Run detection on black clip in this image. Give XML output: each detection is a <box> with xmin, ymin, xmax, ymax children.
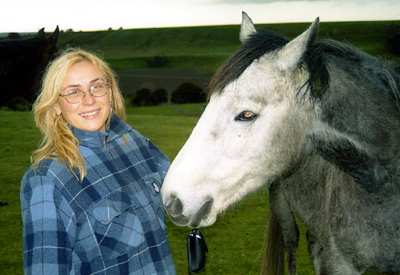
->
<box><xmin>187</xmin><ymin>228</ymin><xmax>208</xmax><ymax>273</ymax></box>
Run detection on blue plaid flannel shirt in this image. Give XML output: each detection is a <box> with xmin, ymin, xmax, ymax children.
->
<box><xmin>21</xmin><ymin>114</ymin><xmax>176</xmax><ymax>275</ymax></box>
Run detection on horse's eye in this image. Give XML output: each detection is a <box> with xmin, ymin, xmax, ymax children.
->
<box><xmin>234</xmin><ymin>110</ymin><xmax>258</xmax><ymax>121</ymax></box>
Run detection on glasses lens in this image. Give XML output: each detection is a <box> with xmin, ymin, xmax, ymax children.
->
<box><xmin>91</xmin><ymin>81</ymin><xmax>109</xmax><ymax>97</ymax></box>
<box><xmin>61</xmin><ymin>89</ymin><xmax>82</xmax><ymax>104</ymax></box>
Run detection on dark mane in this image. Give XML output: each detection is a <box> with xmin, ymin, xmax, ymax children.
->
<box><xmin>208</xmin><ymin>30</ymin><xmax>288</xmax><ymax>96</ymax></box>
<box><xmin>208</xmin><ymin>29</ymin><xmax>400</xmax><ymax>108</ymax></box>
<box><xmin>305</xmin><ymin>39</ymin><xmax>400</xmax><ymax>109</ymax></box>
<box><xmin>303</xmin><ymin>39</ymin><xmax>363</xmax><ymax>100</ymax></box>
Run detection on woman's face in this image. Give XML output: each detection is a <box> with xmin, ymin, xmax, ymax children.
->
<box><xmin>55</xmin><ymin>61</ymin><xmax>112</xmax><ymax>132</ymax></box>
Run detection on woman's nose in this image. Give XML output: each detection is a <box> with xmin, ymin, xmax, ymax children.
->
<box><xmin>81</xmin><ymin>92</ymin><xmax>96</xmax><ymax>105</ymax></box>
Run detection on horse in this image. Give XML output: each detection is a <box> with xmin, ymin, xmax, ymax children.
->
<box><xmin>0</xmin><ymin>27</ymin><xmax>59</xmax><ymax>109</ymax></box>
<box><xmin>161</xmin><ymin>12</ymin><xmax>400</xmax><ymax>275</ymax></box>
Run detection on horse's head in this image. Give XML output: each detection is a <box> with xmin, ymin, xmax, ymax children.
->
<box><xmin>162</xmin><ymin>13</ymin><xmax>319</xmax><ymax>227</ymax></box>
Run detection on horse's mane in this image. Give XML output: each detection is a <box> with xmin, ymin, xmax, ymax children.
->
<box><xmin>305</xmin><ymin>39</ymin><xmax>400</xmax><ymax>108</ymax></box>
<box><xmin>208</xmin><ymin>29</ymin><xmax>400</xmax><ymax>111</ymax></box>
<box><xmin>208</xmin><ymin>30</ymin><xmax>288</xmax><ymax>96</ymax></box>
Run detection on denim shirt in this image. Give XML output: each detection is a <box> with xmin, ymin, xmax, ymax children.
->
<box><xmin>21</xmin><ymin>114</ymin><xmax>176</xmax><ymax>275</ymax></box>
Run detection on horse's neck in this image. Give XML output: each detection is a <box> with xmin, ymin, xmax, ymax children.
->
<box><xmin>321</xmin><ymin>60</ymin><xmax>400</xmax><ymax>160</ymax></box>
<box><xmin>310</xmin><ymin>62</ymin><xmax>400</xmax><ymax>192</ymax></box>
<box><xmin>280</xmin><ymin>155</ymin><xmax>350</xmax><ymax>223</ymax></box>
<box><xmin>281</xmin><ymin>152</ymin><xmax>400</xmax><ymax>231</ymax></box>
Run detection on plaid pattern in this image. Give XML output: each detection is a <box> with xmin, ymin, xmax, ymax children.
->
<box><xmin>21</xmin><ymin>114</ymin><xmax>176</xmax><ymax>275</ymax></box>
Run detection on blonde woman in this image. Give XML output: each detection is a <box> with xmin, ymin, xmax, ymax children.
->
<box><xmin>20</xmin><ymin>49</ymin><xmax>176</xmax><ymax>275</ymax></box>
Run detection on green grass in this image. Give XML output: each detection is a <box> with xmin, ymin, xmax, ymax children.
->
<box><xmin>0</xmin><ymin>111</ymin><xmax>38</xmax><ymax>275</ymax></box>
<box><xmin>59</xmin><ymin>21</ymin><xmax>400</xmax><ymax>57</ymax></box>
<box><xmin>58</xmin><ymin>21</ymin><xmax>400</xmax><ymax>74</ymax></box>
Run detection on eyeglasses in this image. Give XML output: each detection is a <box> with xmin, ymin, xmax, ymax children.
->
<box><xmin>59</xmin><ymin>79</ymin><xmax>110</xmax><ymax>104</ymax></box>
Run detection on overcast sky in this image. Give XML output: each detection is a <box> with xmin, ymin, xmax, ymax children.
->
<box><xmin>1</xmin><ymin>0</ymin><xmax>399</xmax><ymax>32</ymax></box>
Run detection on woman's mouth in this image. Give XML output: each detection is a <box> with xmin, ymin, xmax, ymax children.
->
<box><xmin>79</xmin><ymin>109</ymin><xmax>101</xmax><ymax>119</ymax></box>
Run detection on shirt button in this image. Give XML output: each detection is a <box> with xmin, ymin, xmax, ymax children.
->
<box><xmin>153</xmin><ymin>182</ymin><xmax>160</xmax><ymax>193</ymax></box>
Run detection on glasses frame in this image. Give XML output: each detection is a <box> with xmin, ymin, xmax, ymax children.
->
<box><xmin>59</xmin><ymin>78</ymin><xmax>111</xmax><ymax>104</ymax></box>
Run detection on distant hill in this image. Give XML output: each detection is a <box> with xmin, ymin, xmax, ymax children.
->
<box><xmin>56</xmin><ymin>21</ymin><xmax>400</xmax><ymax>74</ymax></box>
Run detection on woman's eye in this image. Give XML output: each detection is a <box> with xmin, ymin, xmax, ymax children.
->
<box><xmin>64</xmin><ymin>89</ymin><xmax>79</xmax><ymax>97</ymax></box>
<box><xmin>234</xmin><ymin>110</ymin><xmax>258</xmax><ymax>121</ymax></box>
<box><xmin>93</xmin><ymin>83</ymin><xmax>105</xmax><ymax>89</ymax></box>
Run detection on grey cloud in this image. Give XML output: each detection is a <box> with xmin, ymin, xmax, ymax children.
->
<box><xmin>213</xmin><ymin>0</ymin><xmax>333</xmax><ymax>3</ymax></box>
<box><xmin>199</xmin><ymin>0</ymin><xmax>380</xmax><ymax>6</ymax></box>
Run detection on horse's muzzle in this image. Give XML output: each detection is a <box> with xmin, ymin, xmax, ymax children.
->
<box><xmin>164</xmin><ymin>194</ymin><xmax>214</xmax><ymax>228</ymax></box>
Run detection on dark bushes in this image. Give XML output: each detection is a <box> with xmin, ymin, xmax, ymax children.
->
<box><xmin>171</xmin><ymin>82</ymin><xmax>206</xmax><ymax>104</ymax></box>
<box><xmin>6</xmin><ymin>97</ymin><xmax>31</xmax><ymax>111</ymax></box>
<box><xmin>387</xmin><ymin>32</ymin><xmax>400</xmax><ymax>55</ymax></box>
<box><xmin>130</xmin><ymin>88</ymin><xmax>168</xmax><ymax>106</ymax></box>
<box><xmin>152</xmin><ymin>88</ymin><xmax>168</xmax><ymax>105</ymax></box>
<box><xmin>130</xmin><ymin>83</ymin><xmax>206</xmax><ymax>106</ymax></box>
<box><xmin>130</xmin><ymin>88</ymin><xmax>153</xmax><ymax>106</ymax></box>
<box><xmin>386</xmin><ymin>26</ymin><xmax>400</xmax><ymax>55</ymax></box>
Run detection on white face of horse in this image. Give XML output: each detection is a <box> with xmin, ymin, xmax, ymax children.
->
<box><xmin>161</xmin><ymin>14</ymin><xmax>319</xmax><ymax>228</ymax></box>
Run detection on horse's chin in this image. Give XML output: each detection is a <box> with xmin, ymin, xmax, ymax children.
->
<box><xmin>196</xmin><ymin>214</ymin><xmax>217</xmax><ymax>228</ymax></box>
<box><xmin>168</xmin><ymin>211</ymin><xmax>217</xmax><ymax>228</ymax></box>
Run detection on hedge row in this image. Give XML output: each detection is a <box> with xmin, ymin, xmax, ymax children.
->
<box><xmin>129</xmin><ymin>82</ymin><xmax>206</xmax><ymax>106</ymax></box>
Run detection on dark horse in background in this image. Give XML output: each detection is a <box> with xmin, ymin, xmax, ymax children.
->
<box><xmin>0</xmin><ymin>27</ymin><xmax>59</xmax><ymax>109</ymax></box>
<box><xmin>161</xmin><ymin>12</ymin><xmax>400</xmax><ymax>275</ymax></box>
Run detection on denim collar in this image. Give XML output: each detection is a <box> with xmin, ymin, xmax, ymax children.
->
<box><xmin>71</xmin><ymin>114</ymin><xmax>131</xmax><ymax>148</ymax></box>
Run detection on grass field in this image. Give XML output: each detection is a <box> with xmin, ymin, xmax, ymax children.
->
<box><xmin>58</xmin><ymin>20</ymin><xmax>400</xmax><ymax>75</ymax></box>
<box><xmin>0</xmin><ymin>104</ymin><xmax>391</xmax><ymax>275</ymax></box>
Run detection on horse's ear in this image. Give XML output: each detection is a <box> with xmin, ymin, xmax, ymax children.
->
<box><xmin>38</xmin><ymin>28</ymin><xmax>45</xmax><ymax>37</ymax></box>
<box><xmin>51</xmin><ymin>26</ymin><xmax>60</xmax><ymax>41</ymax></box>
<box><xmin>240</xmin><ymin>11</ymin><xmax>257</xmax><ymax>44</ymax></box>
<box><xmin>277</xmin><ymin>17</ymin><xmax>319</xmax><ymax>71</ymax></box>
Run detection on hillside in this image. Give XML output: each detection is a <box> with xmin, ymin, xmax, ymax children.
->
<box><xmin>58</xmin><ymin>20</ymin><xmax>400</xmax><ymax>74</ymax></box>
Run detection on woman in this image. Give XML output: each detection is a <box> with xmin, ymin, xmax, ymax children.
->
<box><xmin>20</xmin><ymin>49</ymin><xmax>176</xmax><ymax>275</ymax></box>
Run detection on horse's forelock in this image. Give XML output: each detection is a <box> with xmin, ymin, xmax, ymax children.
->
<box><xmin>208</xmin><ymin>30</ymin><xmax>288</xmax><ymax>97</ymax></box>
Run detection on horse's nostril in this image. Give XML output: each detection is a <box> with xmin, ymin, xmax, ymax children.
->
<box><xmin>199</xmin><ymin>197</ymin><xmax>213</xmax><ymax>218</ymax></box>
<box><xmin>165</xmin><ymin>194</ymin><xmax>183</xmax><ymax>216</ymax></box>
<box><xmin>190</xmin><ymin>197</ymin><xmax>214</xmax><ymax>228</ymax></box>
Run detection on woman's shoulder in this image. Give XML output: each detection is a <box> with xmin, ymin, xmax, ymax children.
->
<box><xmin>21</xmin><ymin>158</ymin><xmax>75</xmax><ymax>191</ymax></box>
<box><xmin>20</xmin><ymin>158</ymin><xmax>78</xmax><ymax>220</ymax></box>
<box><xmin>23</xmin><ymin>157</ymin><xmax>65</xmax><ymax>176</ymax></box>
<box><xmin>129</xmin><ymin>127</ymin><xmax>149</xmax><ymax>142</ymax></box>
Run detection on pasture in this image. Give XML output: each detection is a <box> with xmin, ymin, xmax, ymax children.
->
<box><xmin>58</xmin><ymin>20</ymin><xmax>400</xmax><ymax>75</ymax></box>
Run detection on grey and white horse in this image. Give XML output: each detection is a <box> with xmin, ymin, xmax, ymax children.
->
<box><xmin>161</xmin><ymin>12</ymin><xmax>400</xmax><ymax>275</ymax></box>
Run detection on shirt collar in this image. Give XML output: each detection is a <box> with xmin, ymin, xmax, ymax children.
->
<box><xmin>71</xmin><ymin>113</ymin><xmax>132</xmax><ymax>148</ymax></box>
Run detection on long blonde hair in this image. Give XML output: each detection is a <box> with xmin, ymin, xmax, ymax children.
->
<box><xmin>32</xmin><ymin>48</ymin><xmax>126</xmax><ymax>180</ymax></box>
